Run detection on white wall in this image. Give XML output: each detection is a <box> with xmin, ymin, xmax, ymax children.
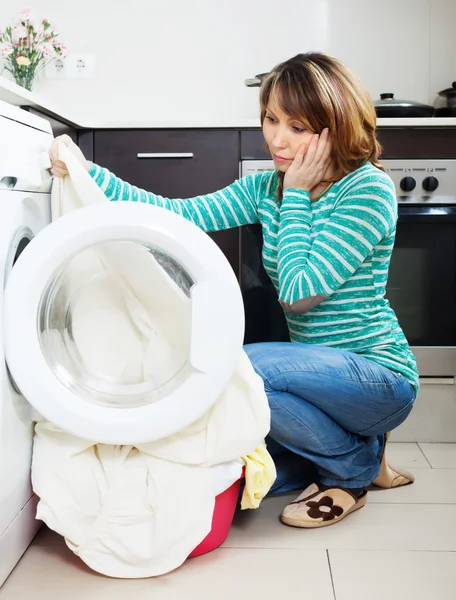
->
<box><xmin>1</xmin><ymin>0</ymin><xmax>455</xmax><ymax>124</ymax></box>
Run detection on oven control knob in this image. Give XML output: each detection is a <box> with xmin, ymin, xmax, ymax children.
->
<box><xmin>400</xmin><ymin>176</ymin><xmax>416</xmax><ymax>192</ymax></box>
<box><xmin>423</xmin><ymin>176</ymin><xmax>439</xmax><ymax>192</ymax></box>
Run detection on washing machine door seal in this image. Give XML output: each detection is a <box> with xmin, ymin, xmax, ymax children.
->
<box><xmin>3</xmin><ymin>202</ymin><xmax>244</xmax><ymax>445</ymax></box>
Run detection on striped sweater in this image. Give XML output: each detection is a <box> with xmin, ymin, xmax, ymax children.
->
<box><xmin>88</xmin><ymin>161</ymin><xmax>419</xmax><ymax>393</ymax></box>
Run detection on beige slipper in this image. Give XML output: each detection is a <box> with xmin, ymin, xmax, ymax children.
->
<box><xmin>281</xmin><ymin>483</ymin><xmax>367</xmax><ymax>528</ymax></box>
<box><xmin>372</xmin><ymin>432</ymin><xmax>415</xmax><ymax>488</ymax></box>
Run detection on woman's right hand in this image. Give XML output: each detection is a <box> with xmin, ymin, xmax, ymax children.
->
<box><xmin>48</xmin><ymin>134</ymin><xmax>91</xmax><ymax>177</ymax></box>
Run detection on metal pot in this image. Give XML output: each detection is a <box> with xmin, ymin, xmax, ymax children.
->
<box><xmin>373</xmin><ymin>93</ymin><xmax>434</xmax><ymax>118</ymax></box>
<box><xmin>434</xmin><ymin>82</ymin><xmax>456</xmax><ymax>117</ymax></box>
<box><xmin>244</xmin><ymin>73</ymin><xmax>269</xmax><ymax>87</ymax></box>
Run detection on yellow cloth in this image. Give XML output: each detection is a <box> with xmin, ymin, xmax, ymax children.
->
<box><xmin>241</xmin><ymin>441</ymin><xmax>276</xmax><ymax>509</ymax></box>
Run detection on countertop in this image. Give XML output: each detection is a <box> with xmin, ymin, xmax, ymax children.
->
<box><xmin>2</xmin><ymin>75</ymin><xmax>456</xmax><ymax>130</ymax></box>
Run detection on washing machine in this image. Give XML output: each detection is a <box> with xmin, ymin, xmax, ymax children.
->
<box><xmin>0</xmin><ymin>101</ymin><xmax>54</xmax><ymax>586</ymax></box>
<box><xmin>0</xmin><ymin>102</ymin><xmax>245</xmax><ymax>585</ymax></box>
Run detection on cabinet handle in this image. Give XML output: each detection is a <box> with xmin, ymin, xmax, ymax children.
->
<box><xmin>136</xmin><ymin>152</ymin><xmax>194</xmax><ymax>159</ymax></box>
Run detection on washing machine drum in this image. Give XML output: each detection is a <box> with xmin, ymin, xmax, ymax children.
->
<box><xmin>4</xmin><ymin>202</ymin><xmax>244</xmax><ymax>445</ymax></box>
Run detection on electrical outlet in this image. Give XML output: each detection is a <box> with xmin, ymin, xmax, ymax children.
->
<box><xmin>66</xmin><ymin>54</ymin><xmax>94</xmax><ymax>79</ymax></box>
<box><xmin>45</xmin><ymin>57</ymin><xmax>67</xmax><ymax>79</ymax></box>
<box><xmin>44</xmin><ymin>54</ymin><xmax>94</xmax><ymax>80</ymax></box>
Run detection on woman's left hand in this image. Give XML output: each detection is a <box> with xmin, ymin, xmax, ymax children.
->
<box><xmin>283</xmin><ymin>128</ymin><xmax>332</xmax><ymax>193</ymax></box>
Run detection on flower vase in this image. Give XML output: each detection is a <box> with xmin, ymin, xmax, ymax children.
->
<box><xmin>14</xmin><ymin>69</ymin><xmax>35</xmax><ymax>92</ymax></box>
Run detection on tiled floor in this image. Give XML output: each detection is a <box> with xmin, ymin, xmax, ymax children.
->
<box><xmin>1</xmin><ymin>443</ymin><xmax>456</xmax><ymax>599</ymax></box>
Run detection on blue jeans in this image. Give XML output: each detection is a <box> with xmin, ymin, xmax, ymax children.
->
<box><xmin>244</xmin><ymin>342</ymin><xmax>416</xmax><ymax>493</ymax></box>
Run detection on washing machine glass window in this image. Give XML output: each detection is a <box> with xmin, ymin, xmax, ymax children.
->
<box><xmin>3</xmin><ymin>228</ymin><xmax>31</xmax><ymax>397</ymax></box>
<box><xmin>37</xmin><ymin>240</ymin><xmax>195</xmax><ymax>408</ymax></box>
<box><xmin>4</xmin><ymin>227</ymin><xmax>34</xmax><ymax>284</ymax></box>
<box><xmin>13</xmin><ymin>237</ymin><xmax>31</xmax><ymax>265</ymax></box>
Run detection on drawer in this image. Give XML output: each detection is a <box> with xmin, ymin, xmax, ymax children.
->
<box><xmin>94</xmin><ymin>129</ymin><xmax>241</xmax><ymax>278</ymax></box>
<box><xmin>94</xmin><ymin>130</ymin><xmax>240</xmax><ymax>197</ymax></box>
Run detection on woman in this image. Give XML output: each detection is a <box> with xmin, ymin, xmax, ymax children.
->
<box><xmin>50</xmin><ymin>52</ymin><xmax>419</xmax><ymax>529</ymax></box>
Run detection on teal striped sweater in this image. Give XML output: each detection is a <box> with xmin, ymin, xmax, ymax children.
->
<box><xmin>88</xmin><ymin>161</ymin><xmax>419</xmax><ymax>393</ymax></box>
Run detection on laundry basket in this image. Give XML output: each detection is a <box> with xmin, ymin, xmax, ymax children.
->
<box><xmin>188</xmin><ymin>473</ymin><xmax>244</xmax><ymax>558</ymax></box>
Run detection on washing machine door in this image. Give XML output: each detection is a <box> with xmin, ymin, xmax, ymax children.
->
<box><xmin>4</xmin><ymin>202</ymin><xmax>244</xmax><ymax>445</ymax></box>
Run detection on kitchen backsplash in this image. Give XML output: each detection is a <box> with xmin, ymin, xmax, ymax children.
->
<box><xmin>0</xmin><ymin>0</ymin><xmax>455</xmax><ymax>125</ymax></box>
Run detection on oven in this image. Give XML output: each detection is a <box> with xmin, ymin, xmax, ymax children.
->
<box><xmin>239</xmin><ymin>158</ymin><xmax>456</xmax><ymax>383</ymax></box>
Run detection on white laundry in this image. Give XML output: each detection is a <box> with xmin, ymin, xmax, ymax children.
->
<box><xmin>31</xmin><ymin>144</ymin><xmax>274</xmax><ymax>578</ymax></box>
<box><xmin>137</xmin><ymin>350</ymin><xmax>271</xmax><ymax>467</ymax></box>
<box><xmin>32</xmin><ymin>422</ymin><xmax>243</xmax><ymax>579</ymax></box>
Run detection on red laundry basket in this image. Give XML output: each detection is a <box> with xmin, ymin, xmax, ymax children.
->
<box><xmin>188</xmin><ymin>474</ymin><xmax>243</xmax><ymax>559</ymax></box>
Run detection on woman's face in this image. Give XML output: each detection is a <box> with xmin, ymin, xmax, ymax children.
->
<box><xmin>262</xmin><ymin>97</ymin><xmax>315</xmax><ymax>172</ymax></box>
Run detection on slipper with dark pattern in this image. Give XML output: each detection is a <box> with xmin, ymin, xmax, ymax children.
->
<box><xmin>281</xmin><ymin>482</ymin><xmax>367</xmax><ymax>528</ymax></box>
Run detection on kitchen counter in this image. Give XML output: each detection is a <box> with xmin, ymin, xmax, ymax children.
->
<box><xmin>0</xmin><ymin>75</ymin><xmax>84</xmax><ymax>128</ymax></box>
<box><xmin>2</xmin><ymin>75</ymin><xmax>456</xmax><ymax>130</ymax></box>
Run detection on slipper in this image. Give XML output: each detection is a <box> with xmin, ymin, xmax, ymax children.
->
<box><xmin>280</xmin><ymin>482</ymin><xmax>367</xmax><ymax>528</ymax></box>
<box><xmin>372</xmin><ymin>432</ymin><xmax>415</xmax><ymax>488</ymax></box>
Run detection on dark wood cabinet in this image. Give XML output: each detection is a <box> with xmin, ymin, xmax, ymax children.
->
<box><xmin>378</xmin><ymin>128</ymin><xmax>456</xmax><ymax>158</ymax></box>
<box><xmin>240</xmin><ymin>130</ymin><xmax>269</xmax><ymax>159</ymax></box>
<box><xmin>93</xmin><ymin>129</ymin><xmax>242</xmax><ymax>277</ymax></box>
<box><xmin>242</xmin><ymin>126</ymin><xmax>456</xmax><ymax>160</ymax></box>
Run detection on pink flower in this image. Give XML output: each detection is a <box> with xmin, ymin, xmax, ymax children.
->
<box><xmin>12</xmin><ymin>25</ymin><xmax>28</xmax><ymax>40</ymax></box>
<box><xmin>1</xmin><ymin>11</ymin><xmax>68</xmax><ymax>64</ymax></box>
<box><xmin>52</xmin><ymin>41</ymin><xmax>68</xmax><ymax>57</ymax></box>
<box><xmin>40</xmin><ymin>42</ymin><xmax>53</xmax><ymax>56</ymax></box>
<box><xmin>20</xmin><ymin>8</ymin><xmax>32</xmax><ymax>20</ymax></box>
<box><xmin>0</xmin><ymin>43</ymin><xmax>14</xmax><ymax>56</ymax></box>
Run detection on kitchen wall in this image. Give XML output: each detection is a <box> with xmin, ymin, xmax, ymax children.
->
<box><xmin>1</xmin><ymin>0</ymin><xmax>455</xmax><ymax>124</ymax></box>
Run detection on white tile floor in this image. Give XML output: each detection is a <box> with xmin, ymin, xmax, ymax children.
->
<box><xmin>1</xmin><ymin>443</ymin><xmax>456</xmax><ymax>600</ymax></box>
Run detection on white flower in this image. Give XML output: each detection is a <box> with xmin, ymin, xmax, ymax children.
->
<box><xmin>16</xmin><ymin>55</ymin><xmax>31</xmax><ymax>66</ymax></box>
<box><xmin>12</xmin><ymin>26</ymin><xmax>28</xmax><ymax>40</ymax></box>
<box><xmin>0</xmin><ymin>43</ymin><xmax>13</xmax><ymax>56</ymax></box>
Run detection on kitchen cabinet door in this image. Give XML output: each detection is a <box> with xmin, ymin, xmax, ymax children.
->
<box><xmin>240</xmin><ymin>130</ymin><xmax>269</xmax><ymax>159</ymax></box>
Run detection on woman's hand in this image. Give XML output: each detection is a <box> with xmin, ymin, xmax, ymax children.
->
<box><xmin>283</xmin><ymin>128</ymin><xmax>332</xmax><ymax>193</ymax></box>
<box><xmin>48</xmin><ymin>134</ymin><xmax>91</xmax><ymax>177</ymax></box>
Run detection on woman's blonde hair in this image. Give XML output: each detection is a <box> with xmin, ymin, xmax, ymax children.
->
<box><xmin>260</xmin><ymin>52</ymin><xmax>383</xmax><ymax>199</ymax></box>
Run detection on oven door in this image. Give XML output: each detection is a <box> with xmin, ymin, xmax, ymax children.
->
<box><xmin>386</xmin><ymin>205</ymin><xmax>456</xmax><ymax>377</ymax></box>
<box><xmin>241</xmin><ymin>205</ymin><xmax>456</xmax><ymax>378</ymax></box>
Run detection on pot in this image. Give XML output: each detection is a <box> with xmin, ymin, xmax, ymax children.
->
<box><xmin>434</xmin><ymin>82</ymin><xmax>456</xmax><ymax>117</ymax></box>
<box><xmin>373</xmin><ymin>93</ymin><xmax>434</xmax><ymax>118</ymax></box>
<box><xmin>244</xmin><ymin>73</ymin><xmax>269</xmax><ymax>87</ymax></box>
